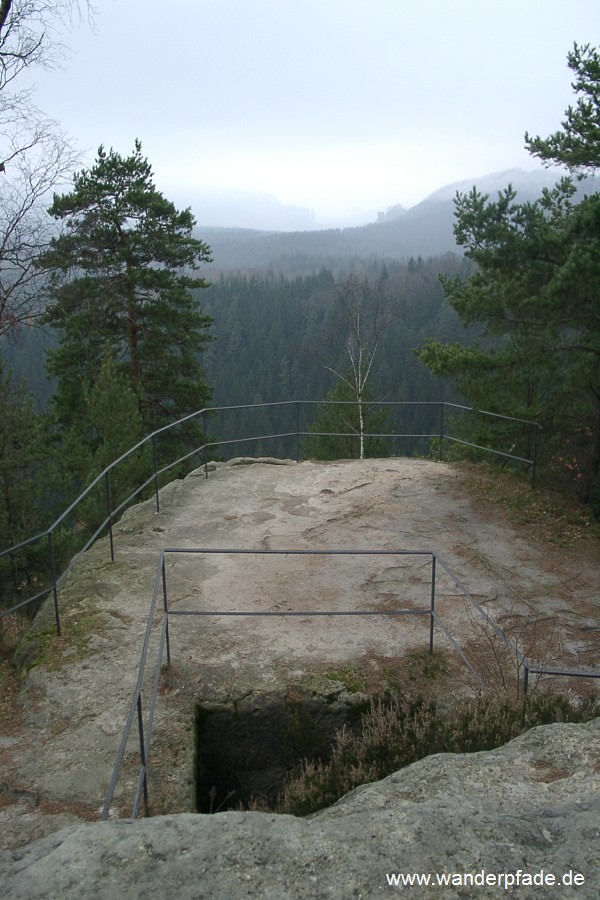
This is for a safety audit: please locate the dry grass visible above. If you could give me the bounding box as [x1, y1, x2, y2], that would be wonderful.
[0, 657, 21, 735]
[456, 461, 600, 548]
[320, 646, 462, 704]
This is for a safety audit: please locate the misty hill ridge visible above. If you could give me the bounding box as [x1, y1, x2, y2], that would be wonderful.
[421, 166, 569, 203]
[199, 168, 600, 273]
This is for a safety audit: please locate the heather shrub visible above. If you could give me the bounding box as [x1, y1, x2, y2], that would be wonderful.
[276, 692, 599, 816]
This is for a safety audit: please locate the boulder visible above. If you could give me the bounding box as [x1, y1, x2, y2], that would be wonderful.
[1, 718, 598, 899]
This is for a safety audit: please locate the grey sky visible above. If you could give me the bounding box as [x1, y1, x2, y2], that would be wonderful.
[35, 0, 598, 225]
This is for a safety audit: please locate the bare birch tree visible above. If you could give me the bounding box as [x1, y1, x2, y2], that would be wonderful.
[318, 275, 391, 460]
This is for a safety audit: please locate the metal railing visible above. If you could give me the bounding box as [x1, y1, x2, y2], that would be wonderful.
[1, 399, 541, 635]
[100, 547, 438, 820]
[100, 544, 598, 820]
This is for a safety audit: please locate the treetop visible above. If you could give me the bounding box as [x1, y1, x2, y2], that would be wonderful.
[525, 43, 600, 175]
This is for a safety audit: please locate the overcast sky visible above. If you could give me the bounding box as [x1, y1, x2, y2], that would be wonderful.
[35, 0, 598, 226]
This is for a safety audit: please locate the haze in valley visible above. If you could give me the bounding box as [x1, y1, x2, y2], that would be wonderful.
[28, 0, 598, 229]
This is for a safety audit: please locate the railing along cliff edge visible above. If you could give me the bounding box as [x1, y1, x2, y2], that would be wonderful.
[0, 399, 541, 635]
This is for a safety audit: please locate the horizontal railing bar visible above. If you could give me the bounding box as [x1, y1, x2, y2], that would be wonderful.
[443, 402, 541, 429]
[154, 447, 204, 477]
[299, 400, 441, 407]
[198, 432, 440, 453]
[108, 474, 161, 519]
[100, 549, 166, 820]
[200, 400, 438, 413]
[444, 435, 533, 466]
[168, 609, 430, 617]
[200, 401, 299, 414]
[433, 556, 526, 665]
[297, 400, 442, 410]
[303, 431, 439, 440]
[0, 530, 50, 560]
[163, 547, 434, 557]
[201, 432, 297, 449]
[76, 515, 115, 557]
[0, 584, 54, 619]
[526, 666, 600, 678]
[146, 408, 207, 439]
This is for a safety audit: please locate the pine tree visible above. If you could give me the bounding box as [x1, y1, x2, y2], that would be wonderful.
[416, 45, 600, 508]
[40, 141, 213, 456]
[525, 43, 600, 173]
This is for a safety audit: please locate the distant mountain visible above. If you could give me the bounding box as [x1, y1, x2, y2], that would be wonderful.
[421, 167, 568, 204]
[176, 187, 317, 232]
[198, 168, 600, 274]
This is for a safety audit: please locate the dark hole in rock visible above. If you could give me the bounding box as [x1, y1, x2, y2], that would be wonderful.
[194, 690, 368, 813]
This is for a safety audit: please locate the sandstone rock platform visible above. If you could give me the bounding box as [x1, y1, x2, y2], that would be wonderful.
[1, 457, 598, 897]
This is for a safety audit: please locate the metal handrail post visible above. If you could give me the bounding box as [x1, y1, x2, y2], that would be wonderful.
[439, 403, 444, 462]
[203, 410, 209, 479]
[48, 530, 61, 636]
[152, 434, 160, 513]
[296, 401, 300, 462]
[136, 693, 149, 807]
[105, 471, 115, 562]
[531, 424, 539, 490]
[429, 554, 436, 654]
[161, 554, 171, 668]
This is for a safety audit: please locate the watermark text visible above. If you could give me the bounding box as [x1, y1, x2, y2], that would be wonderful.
[385, 868, 585, 889]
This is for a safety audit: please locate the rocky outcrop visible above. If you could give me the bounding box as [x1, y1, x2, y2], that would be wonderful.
[3, 458, 599, 896]
[1, 718, 598, 899]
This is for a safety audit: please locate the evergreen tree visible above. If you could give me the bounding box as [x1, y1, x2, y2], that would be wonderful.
[416, 45, 600, 508]
[40, 141, 213, 455]
[52, 351, 148, 536]
[0, 360, 47, 614]
[526, 43, 600, 173]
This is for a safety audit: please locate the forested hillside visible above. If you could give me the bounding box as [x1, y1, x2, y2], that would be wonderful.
[3, 253, 470, 412]
[198, 169, 600, 276]
[196, 255, 472, 456]
[5, 253, 473, 464]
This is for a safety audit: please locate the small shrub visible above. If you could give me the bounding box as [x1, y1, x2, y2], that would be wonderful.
[276, 691, 600, 817]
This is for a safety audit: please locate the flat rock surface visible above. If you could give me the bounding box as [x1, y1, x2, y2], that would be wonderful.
[1, 458, 598, 852]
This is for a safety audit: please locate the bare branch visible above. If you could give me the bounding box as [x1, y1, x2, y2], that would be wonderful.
[0, 2, 93, 334]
